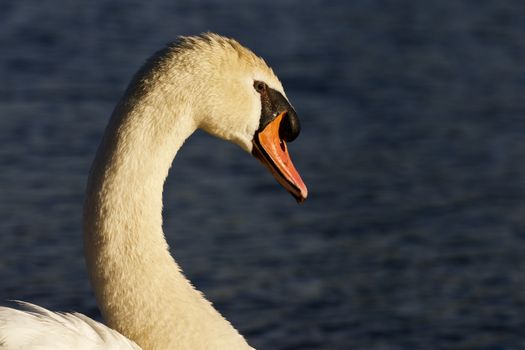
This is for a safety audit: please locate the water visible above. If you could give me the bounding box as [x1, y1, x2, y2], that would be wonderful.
[1, 1, 525, 349]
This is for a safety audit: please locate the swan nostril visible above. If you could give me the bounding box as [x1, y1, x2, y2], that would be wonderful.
[280, 139, 286, 152]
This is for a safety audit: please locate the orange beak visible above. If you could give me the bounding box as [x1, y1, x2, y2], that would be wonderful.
[252, 112, 308, 203]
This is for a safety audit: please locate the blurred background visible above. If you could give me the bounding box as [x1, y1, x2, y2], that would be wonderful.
[1, 1, 525, 349]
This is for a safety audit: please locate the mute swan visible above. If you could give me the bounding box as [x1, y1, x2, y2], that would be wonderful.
[0, 33, 307, 349]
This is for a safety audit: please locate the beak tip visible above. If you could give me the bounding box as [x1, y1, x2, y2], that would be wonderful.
[293, 187, 308, 204]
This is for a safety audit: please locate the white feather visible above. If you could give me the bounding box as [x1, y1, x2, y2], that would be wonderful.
[0, 302, 141, 349]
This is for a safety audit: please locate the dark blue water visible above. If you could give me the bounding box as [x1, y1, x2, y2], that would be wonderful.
[1, 1, 525, 349]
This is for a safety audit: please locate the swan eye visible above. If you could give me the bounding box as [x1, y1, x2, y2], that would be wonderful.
[254, 81, 267, 94]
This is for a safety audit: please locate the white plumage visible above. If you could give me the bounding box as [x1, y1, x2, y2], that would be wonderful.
[0, 33, 306, 349]
[0, 302, 140, 349]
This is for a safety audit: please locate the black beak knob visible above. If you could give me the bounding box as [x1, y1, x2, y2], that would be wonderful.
[279, 109, 301, 142]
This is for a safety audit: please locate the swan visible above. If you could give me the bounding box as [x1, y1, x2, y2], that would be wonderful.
[0, 33, 307, 349]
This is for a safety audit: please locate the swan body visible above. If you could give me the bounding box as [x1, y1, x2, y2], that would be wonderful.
[0, 302, 140, 349]
[0, 33, 307, 349]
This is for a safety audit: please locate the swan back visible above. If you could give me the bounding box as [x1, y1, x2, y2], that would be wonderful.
[0, 302, 141, 349]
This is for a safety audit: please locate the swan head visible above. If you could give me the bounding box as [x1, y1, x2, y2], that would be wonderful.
[164, 34, 308, 202]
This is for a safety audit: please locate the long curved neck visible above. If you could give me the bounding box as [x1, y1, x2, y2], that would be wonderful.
[83, 66, 252, 350]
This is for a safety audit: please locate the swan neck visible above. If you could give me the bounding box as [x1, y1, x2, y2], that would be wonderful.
[83, 73, 252, 349]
